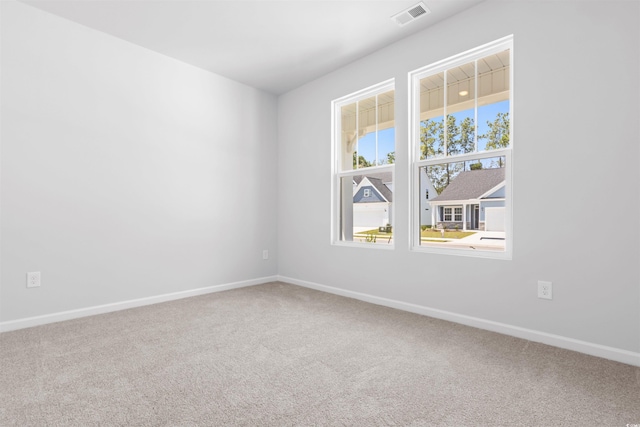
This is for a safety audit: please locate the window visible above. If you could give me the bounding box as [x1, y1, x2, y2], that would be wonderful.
[444, 207, 453, 222]
[332, 79, 395, 247]
[410, 36, 512, 258]
[442, 207, 463, 222]
[454, 207, 463, 222]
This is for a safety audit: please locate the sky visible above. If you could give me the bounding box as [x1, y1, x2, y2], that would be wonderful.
[355, 100, 510, 166]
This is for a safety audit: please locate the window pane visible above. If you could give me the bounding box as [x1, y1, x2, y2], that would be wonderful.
[477, 49, 510, 151]
[340, 102, 357, 172]
[342, 91, 395, 170]
[378, 90, 395, 165]
[419, 71, 445, 160]
[357, 95, 377, 167]
[446, 61, 476, 156]
[419, 158, 506, 251]
[340, 171, 393, 244]
[411, 37, 511, 257]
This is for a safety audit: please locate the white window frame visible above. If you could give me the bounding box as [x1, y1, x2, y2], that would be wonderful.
[409, 36, 513, 259]
[331, 79, 395, 249]
[443, 207, 453, 222]
[363, 188, 371, 198]
[442, 206, 463, 222]
[454, 207, 463, 222]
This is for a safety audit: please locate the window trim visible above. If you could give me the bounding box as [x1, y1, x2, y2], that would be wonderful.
[331, 79, 395, 249]
[408, 36, 513, 259]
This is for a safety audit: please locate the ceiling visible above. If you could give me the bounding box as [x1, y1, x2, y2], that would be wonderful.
[21, 0, 484, 95]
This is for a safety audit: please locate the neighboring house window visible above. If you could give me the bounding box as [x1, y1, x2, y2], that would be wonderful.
[443, 207, 463, 222]
[454, 207, 462, 222]
[332, 79, 395, 247]
[443, 207, 452, 221]
[409, 36, 513, 258]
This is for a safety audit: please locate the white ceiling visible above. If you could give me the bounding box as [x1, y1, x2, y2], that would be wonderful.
[21, 0, 484, 95]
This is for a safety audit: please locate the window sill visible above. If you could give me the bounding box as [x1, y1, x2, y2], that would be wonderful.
[411, 244, 512, 260]
[332, 240, 395, 250]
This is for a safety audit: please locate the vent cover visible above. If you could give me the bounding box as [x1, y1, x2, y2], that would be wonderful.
[391, 2, 430, 27]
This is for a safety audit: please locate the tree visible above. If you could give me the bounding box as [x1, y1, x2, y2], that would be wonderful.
[352, 151, 372, 169]
[385, 151, 395, 165]
[426, 162, 464, 194]
[481, 112, 510, 150]
[420, 118, 444, 159]
[469, 161, 483, 170]
[457, 117, 475, 155]
[480, 112, 510, 167]
[420, 116, 472, 194]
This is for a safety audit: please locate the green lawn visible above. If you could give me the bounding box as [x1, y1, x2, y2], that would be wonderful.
[421, 229, 476, 239]
[355, 228, 476, 240]
[355, 228, 392, 236]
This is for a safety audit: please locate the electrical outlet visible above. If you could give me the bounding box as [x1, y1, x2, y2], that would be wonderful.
[27, 271, 41, 288]
[538, 280, 552, 300]
[262, 250, 269, 260]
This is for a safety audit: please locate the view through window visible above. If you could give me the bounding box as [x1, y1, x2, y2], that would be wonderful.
[332, 80, 395, 246]
[411, 37, 513, 258]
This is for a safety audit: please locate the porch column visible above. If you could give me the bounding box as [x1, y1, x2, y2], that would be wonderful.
[341, 178, 353, 241]
[431, 206, 437, 230]
[462, 203, 467, 231]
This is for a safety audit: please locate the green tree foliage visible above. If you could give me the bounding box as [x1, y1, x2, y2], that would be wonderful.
[480, 112, 510, 167]
[420, 111, 509, 193]
[421, 115, 474, 194]
[457, 117, 475, 155]
[385, 151, 395, 165]
[481, 112, 510, 150]
[420, 118, 444, 158]
[352, 151, 372, 169]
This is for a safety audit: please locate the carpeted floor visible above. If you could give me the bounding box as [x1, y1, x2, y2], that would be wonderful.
[1, 282, 639, 426]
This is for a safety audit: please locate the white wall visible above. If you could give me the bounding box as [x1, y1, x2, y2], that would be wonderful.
[278, 1, 640, 354]
[0, 2, 278, 323]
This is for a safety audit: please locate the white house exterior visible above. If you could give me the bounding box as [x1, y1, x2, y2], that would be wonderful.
[428, 168, 505, 231]
[352, 173, 393, 229]
[419, 168, 439, 227]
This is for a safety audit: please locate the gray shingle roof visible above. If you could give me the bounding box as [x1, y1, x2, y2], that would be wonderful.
[430, 168, 504, 202]
[353, 171, 393, 185]
[353, 172, 393, 202]
[365, 177, 393, 202]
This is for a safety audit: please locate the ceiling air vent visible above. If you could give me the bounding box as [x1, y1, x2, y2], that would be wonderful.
[391, 2, 430, 27]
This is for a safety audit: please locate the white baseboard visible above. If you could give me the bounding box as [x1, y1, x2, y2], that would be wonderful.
[278, 275, 640, 367]
[0, 275, 278, 333]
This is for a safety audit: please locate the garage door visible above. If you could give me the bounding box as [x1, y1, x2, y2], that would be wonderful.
[484, 207, 505, 231]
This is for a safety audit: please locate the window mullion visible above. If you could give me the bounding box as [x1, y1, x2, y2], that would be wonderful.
[415, 147, 511, 169]
[375, 94, 379, 166]
[443, 70, 448, 157]
[355, 100, 359, 171]
[474, 58, 478, 153]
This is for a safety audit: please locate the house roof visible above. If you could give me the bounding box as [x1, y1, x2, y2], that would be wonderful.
[353, 171, 393, 185]
[354, 173, 393, 202]
[430, 168, 505, 202]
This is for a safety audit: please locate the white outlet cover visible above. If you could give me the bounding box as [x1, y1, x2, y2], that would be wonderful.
[538, 280, 552, 300]
[27, 271, 41, 288]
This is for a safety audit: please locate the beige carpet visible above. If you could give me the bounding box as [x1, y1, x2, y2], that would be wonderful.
[1, 282, 639, 426]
